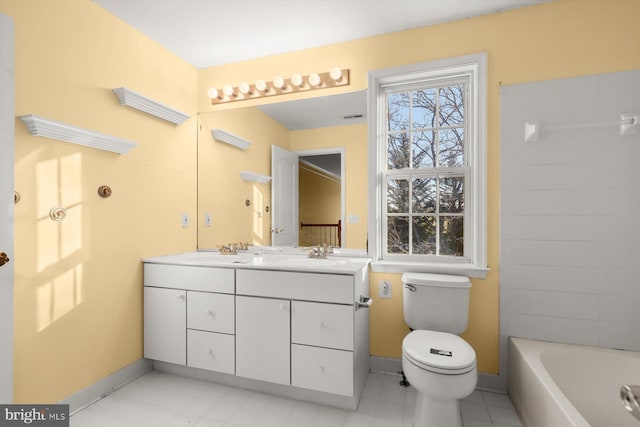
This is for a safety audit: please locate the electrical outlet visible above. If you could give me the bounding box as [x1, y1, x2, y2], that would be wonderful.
[204, 212, 212, 227]
[379, 281, 392, 299]
[181, 213, 189, 228]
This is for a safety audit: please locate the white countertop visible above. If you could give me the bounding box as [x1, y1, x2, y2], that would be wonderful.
[143, 250, 371, 275]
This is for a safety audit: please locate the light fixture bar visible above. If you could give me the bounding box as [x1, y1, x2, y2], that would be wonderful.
[113, 87, 190, 125]
[209, 68, 350, 105]
[211, 128, 252, 150]
[18, 114, 137, 154]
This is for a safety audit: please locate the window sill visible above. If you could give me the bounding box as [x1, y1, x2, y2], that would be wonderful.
[370, 260, 489, 279]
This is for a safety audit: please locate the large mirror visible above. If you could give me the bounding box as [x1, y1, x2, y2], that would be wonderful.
[197, 90, 368, 250]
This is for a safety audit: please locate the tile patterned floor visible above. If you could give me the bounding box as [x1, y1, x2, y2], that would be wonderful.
[70, 371, 522, 426]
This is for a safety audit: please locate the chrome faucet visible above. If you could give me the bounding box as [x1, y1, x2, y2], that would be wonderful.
[307, 244, 334, 259]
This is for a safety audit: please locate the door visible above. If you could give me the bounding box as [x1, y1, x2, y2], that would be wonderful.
[235, 296, 290, 385]
[271, 146, 298, 246]
[0, 13, 14, 403]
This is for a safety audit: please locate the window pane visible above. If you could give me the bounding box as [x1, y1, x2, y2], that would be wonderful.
[438, 128, 464, 167]
[388, 133, 410, 169]
[413, 130, 436, 168]
[387, 179, 409, 213]
[412, 178, 436, 213]
[388, 92, 410, 131]
[439, 177, 464, 213]
[412, 89, 436, 129]
[438, 85, 464, 126]
[412, 216, 436, 254]
[387, 216, 409, 254]
[440, 216, 464, 256]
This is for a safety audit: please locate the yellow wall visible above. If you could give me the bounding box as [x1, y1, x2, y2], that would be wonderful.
[1, 0, 198, 402]
[199, 0, 640, 374]
[291, 125, 368, 249]
[4, 0, 640, 403]
[197, 108, 290, 248]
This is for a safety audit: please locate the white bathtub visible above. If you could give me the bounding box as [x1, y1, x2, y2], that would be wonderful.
[509, 337, 640, 427]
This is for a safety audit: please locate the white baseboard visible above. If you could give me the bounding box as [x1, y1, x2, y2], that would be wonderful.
[60, 358, 152, 414]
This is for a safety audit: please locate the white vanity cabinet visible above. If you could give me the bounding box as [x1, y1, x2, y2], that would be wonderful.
[143, 263, 235, 373]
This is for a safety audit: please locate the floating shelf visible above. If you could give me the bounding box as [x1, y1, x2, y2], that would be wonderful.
[211, 128, 252, 150]
[18, 114, 137, 154]
[240, 171, 271, 184]
[113, 87, 190, 125]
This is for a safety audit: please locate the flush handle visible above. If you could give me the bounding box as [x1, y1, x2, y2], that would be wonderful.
[404, 284, 416, 292]
[355, 295, 373, 311]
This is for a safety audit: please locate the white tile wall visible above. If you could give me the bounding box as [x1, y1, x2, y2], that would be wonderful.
[500, 70, 640, 361]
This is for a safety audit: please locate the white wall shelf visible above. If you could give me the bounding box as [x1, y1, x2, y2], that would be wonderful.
[211, 128, 252, 150]
[113, 87, 190, 125]
[18, 114, 137, 154]
[240, 171, 271, 184]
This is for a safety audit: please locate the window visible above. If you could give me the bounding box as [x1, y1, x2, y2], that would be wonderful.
[367, 54, 488, 278]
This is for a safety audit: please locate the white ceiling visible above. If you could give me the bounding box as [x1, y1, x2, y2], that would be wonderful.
[92, 0, 546, 69]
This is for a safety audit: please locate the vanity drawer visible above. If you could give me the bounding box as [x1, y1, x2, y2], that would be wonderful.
[187, 291, 234, 334]
[292, 301, 353, 351]
[187, 329, 235, 375]
[236, 269, 353, 304]
[144, 264, 234, 293]
[291, 344, 353, 396]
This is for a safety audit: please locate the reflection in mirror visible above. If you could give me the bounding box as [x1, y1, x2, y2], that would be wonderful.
[197, 90, 368, 250]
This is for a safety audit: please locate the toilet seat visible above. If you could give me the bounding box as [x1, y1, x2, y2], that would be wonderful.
[403, 330, 476, 375]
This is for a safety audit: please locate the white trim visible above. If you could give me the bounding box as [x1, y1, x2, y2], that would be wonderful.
[0, 12, 14, 404]
[368, 53, 488, 274]
[296, 147, 346, 247]
[239, 171, 271, 183]
[211, 128, 252, 150]
[60, 358, 152, 414]
[113, 87, 190, 125]
[18, 114, 137, 154]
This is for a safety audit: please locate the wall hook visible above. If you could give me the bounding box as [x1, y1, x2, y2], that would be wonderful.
[49, 207, 66, 221]
[14, 191, 20, 204]
[98, 185, 112, 198]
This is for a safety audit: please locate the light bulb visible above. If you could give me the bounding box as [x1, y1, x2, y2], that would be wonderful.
[329, 67, 342, 81]
[207, 87, 220, 99]
[291, 73, 303, 87]
[238, 82, 252, 95]
[222, 85, 236, 97]
[255, 79, 269, 92]
[273, 76, 286, 89]
[308, 73, 322, 87]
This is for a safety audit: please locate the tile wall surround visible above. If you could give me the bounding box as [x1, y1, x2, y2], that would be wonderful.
[499, 70, 640, 382]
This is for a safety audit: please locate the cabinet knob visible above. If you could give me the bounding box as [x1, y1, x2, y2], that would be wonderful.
[280, 304, 288, 312]
[318, 322, 325, 329]
[317, 366, 325, 374]
[178, 294, 185, 301]
[206, 310, 215, 318]
[206, 349, 214, 357]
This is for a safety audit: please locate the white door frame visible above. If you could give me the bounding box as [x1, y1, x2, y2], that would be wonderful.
[296, 148, 345, 247]
[0, 12, 15, 403]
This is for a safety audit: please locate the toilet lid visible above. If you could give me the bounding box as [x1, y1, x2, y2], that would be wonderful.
[403, 330, 476, 375]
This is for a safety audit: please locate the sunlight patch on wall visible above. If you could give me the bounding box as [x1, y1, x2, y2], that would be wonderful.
[36, 264, 84, 332]
[252, 185, 265, 244]
[35, 154, 83, 272]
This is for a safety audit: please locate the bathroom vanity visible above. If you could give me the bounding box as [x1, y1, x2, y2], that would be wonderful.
[142, 251, 371, 409]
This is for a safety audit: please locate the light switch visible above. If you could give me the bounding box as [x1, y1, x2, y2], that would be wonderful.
[181, 213, 189, 228]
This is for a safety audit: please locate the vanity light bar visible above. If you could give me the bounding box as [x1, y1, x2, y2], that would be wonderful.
[208, 68, 350, 105]
[113, 87, 190, 125]
[18, 114, 137, 154]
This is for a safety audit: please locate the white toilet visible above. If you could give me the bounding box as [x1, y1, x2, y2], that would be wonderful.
[401, 273, 477, 427]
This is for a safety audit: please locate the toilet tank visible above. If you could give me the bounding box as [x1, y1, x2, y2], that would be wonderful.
[402, 273, 471, 334]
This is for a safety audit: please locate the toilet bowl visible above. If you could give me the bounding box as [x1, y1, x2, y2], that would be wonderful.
[402, 330, 477, 427]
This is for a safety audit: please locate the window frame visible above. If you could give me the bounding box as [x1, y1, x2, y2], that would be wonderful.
[367, 53, 489, 278]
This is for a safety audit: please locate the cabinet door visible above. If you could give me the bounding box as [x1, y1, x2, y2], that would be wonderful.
[144, 287, 186, 365]
[235, 296, 290, 385]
